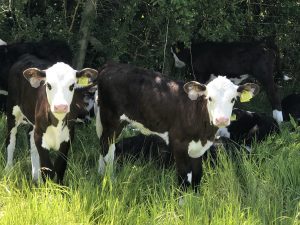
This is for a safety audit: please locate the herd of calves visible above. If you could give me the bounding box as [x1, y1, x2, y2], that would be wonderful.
[0, 39, 299, 192]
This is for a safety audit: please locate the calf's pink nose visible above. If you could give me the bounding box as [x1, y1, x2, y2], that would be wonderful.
[215, 117, 229, 126]
[54, 104, 68, 113]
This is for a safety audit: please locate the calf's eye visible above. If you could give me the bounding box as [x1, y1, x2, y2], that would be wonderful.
[46, 83, 52, 90]
[231, 98, 235, 103]
[208, 97, 212, 102]
[69, 83, 75, 91]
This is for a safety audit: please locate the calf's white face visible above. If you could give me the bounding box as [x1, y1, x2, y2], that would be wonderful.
[23, 63, 98, 119]
[184, 76, 259, 128]
[45, 63, 77, 115]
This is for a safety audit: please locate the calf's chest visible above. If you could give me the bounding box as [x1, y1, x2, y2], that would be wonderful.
[41, 121, 70, 150]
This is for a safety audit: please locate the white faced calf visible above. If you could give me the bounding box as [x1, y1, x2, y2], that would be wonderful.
[96, 63, 259, 191]
[6, 59, 98, 183]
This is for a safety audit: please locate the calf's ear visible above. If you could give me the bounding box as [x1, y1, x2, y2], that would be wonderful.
[237, 83, 260, 102]
[183, 81, 206, 100]
[76, 68, 98, 87]
[23, 68, 46, 88]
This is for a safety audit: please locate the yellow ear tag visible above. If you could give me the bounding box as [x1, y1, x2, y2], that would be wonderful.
[240, 90, 253, 102]
[230, 114, 237, 121]
[175, 47, 180, 53]
[77, 77, 89, 86]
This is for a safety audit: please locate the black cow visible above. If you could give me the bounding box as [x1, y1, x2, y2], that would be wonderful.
[171, 41, 283, 123]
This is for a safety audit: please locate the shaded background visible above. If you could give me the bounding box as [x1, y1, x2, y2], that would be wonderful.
[0, 0, 299, 86]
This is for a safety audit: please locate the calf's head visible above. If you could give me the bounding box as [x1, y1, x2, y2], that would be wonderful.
[23, 63, 98, 119]
[184, 76, 259, 128]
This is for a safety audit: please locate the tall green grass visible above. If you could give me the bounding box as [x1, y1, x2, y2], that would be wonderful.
[0, 113, 299, 224]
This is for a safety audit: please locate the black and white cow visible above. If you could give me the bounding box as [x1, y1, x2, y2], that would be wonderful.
[6, 54, 98, 183]
[0, 39, 72, 112]
[282, 93, 300, 125]
[171, 41, 283, 123]
[96, 62, 259, 191]
[217, 108, 280, 150]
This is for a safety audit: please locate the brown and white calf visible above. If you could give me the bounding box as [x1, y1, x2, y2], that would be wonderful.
[6, 54, 98, 183]
[96, 63, 259, 190]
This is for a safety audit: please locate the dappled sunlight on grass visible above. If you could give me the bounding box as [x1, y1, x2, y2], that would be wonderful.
[0, 115, 299, 224]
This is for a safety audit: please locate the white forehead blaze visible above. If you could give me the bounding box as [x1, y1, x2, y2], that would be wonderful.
[45, 62, 77, 116]
[205, 76, 238, 126]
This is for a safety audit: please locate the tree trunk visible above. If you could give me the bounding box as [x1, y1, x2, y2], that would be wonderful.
[74, 0, 97, 69]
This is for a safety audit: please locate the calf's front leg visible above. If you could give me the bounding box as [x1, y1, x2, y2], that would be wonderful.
[54, 141, 70, 184]
[34, 132, 55, 182]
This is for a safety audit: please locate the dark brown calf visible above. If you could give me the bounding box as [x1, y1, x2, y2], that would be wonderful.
[96, 62, 259, 190]
[5, 54, 97, 183]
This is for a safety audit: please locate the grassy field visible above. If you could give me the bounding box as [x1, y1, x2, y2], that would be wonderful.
[0, 84, 299, 225]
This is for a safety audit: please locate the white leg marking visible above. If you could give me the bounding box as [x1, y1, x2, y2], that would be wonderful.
[104, 143, 116, 167]
[5, 127, 17, 170]
[5, 106, 24, 170]
[273, 110, 283, 124]
[29, 129, 41, 181]
[98, 154, 106, 176]
[98, 143, 116, 176]
[187, 171, 192, 184]
[178, 196, 185, 206]
[96, 107, 103, 139]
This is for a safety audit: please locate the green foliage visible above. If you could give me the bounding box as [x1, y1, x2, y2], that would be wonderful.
[0, 0, 299, 79]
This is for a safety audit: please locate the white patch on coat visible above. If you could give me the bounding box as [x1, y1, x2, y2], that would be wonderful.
[98, 143, 116, 176]
[216, 127, 231, 138]
[29, 129, 41, 181]
[208, 74, 217, 83]
[0, 39, 7, 46]
[0, 90, 8, 95]
[96, 106, 103, 139]
[120, 114, 169, 145]
[188, 140, 213, 158]
[41, 121, 70, 150]
[187, 171, 192, 184]
[171, 48, 186, 68]
[245, 146, 251, 152]
[5, 106, 25, 170]
[205, 76, 239, 127]
[229, 74, 249, 85]
[272, 110, 283, 123]
[283, 75, 292, 81]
